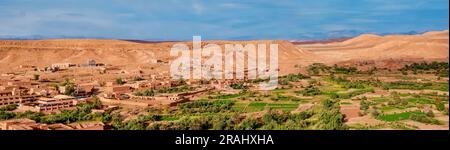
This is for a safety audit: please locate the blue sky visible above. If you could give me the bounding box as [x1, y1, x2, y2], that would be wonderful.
[0, 0, 448, 40]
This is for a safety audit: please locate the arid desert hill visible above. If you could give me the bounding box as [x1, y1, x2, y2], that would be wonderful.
[297, 30, 449, 63]
[0, 39, 318, 74]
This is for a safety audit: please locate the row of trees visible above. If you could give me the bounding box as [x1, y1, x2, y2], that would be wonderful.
[401, 61, 449, 71]
[134, 89, 155, 96]
[307, 63, 364, 76]
[409, 113, 441, 125]
[0, 104, 20, 121]
[333, 65, 358, 74]
[307, 63, 331, 75]
[157, 85, 193, 93]
[0, 104, 48, 122]
[112, 99, 348, 130]
[142, 110, 315, 130]
[400, 61, 449, 77]
[381, 81, 448, 91]
[279, 73, 310, 85]
[0, 97, 107, 124]
[178, 100, 235, 114]
[0, 104, 18, 111]
[40, 98, 104, 124]
[112, 114, 162, 130]
[328, 75, 380, 89]
[230, 82, 247, 90]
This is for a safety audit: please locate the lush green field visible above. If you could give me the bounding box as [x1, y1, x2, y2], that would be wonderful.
[339, 102, 353, 105]
[407, 97, 434, 104]
[380, 105, 409, 111]
[377, 111, 425, 122]
[232, 102, 300, 112]
[381, 81, 449, 91]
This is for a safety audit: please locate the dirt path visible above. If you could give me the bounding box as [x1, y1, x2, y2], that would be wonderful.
[401, 120, 448, 130]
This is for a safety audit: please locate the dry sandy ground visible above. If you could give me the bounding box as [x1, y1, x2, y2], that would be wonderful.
[0, 39, 318, 75]
[293, 103, 314, 112]
[346, 115, 385, 126]
[340, 100, 361, 119]
[401, 120, 448, 130]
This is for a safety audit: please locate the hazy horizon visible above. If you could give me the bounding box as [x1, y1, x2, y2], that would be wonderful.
[1, 29, 448, 41]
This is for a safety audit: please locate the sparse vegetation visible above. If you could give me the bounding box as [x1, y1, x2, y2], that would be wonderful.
[115, 78, 124, 85]
[33, 74, 40, 80]
[297, 85, 322, 96]
[134, 89, 155, 96]
[1, 57, 448, 131]
[157, 85, 193, 93]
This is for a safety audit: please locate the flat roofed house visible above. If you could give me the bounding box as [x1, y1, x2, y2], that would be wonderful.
[110, 86, 132, 94]
[7, 124, 34, 130]
[43, 123, 74, 130]
[0, 90, 12, 97]
[18, 95, 78, 113]
[87, 59, 96, 66]
[0, 118, 37, 130]
[19, 65, 36, 69]
[68, 121, 105, 130]
[51, 63, 76, 69]
[0, 89, 38, 107]
[72, 85, 95, 97]
[0, 118, 74, 130]
[127, 81, 150, 89]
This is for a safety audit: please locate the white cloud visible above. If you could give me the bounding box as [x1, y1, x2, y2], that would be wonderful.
[219, 3, 246, 9]
[192, 2, 204, 15]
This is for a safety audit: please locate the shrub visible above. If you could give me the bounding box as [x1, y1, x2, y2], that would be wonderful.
[0, 111, 16, 120]
[132, 76, 143, 81]
[410, 114, 441, 125]
[33, 74, 40, 80]
[179, 100, 235, 114]
[115, 78, 124, 85]
[234, 117, 261, 130]
[65, 86, 76, 96]
[370, 110, 380, 117]
[158, 86, 193, 93]
[135, 89, 155, 96]
[230, 82, 246, 89]
[360, 100, 369, 110]
[298, 86, 322, 96]
[436, 102, 445, 111]
[0, 104, 18, 111]
[426, 110, 435, 117]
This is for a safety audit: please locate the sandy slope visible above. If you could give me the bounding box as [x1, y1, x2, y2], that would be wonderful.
[297, 30, 449, 63]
